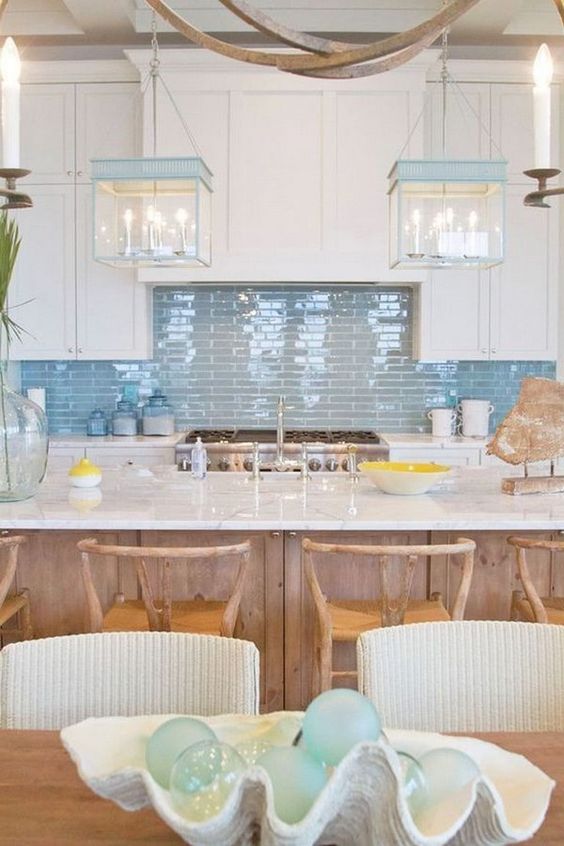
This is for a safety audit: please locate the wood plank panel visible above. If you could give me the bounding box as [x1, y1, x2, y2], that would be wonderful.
[430, 531, 555, 621]
[284, 530, 428, 710]
[140, 530, 284, 713]
[8, 530, 137, 639]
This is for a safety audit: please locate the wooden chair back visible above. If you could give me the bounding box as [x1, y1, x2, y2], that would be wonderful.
[77, 538, 252, 635]
[507, 536, 564, 623]
[0, 535, 33, 641]
[303, 536, 476, 628]
[0, 536, 25, 608]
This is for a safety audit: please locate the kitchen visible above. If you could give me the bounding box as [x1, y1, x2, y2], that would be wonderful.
[1, 2, 564, 844]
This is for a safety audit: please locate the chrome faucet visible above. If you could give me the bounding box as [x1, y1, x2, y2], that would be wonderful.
[275, 394, 298, 471]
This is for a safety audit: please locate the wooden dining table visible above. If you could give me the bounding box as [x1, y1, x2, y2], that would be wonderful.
[0, 729, 562, 844]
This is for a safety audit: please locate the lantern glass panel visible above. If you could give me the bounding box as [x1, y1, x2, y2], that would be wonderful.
[388, 160, 506, 269]
[91, 158, 213, 268]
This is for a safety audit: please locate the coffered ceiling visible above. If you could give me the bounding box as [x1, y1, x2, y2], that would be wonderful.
[1, 1, 563, 56]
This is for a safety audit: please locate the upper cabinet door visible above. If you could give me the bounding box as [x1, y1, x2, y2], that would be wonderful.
[75, 82, 140, 183]
[426, 82, 491, 159]
[8, 185, 76, 360]
[491, 84, 559, 182]
[20, 84, 75, 183]
[415, 270, 490, 362]
[75, 185, 151, 360]
[489, 184, 558, 361]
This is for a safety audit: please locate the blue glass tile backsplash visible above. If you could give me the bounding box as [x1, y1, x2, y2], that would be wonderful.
[21, 286, 555, 434]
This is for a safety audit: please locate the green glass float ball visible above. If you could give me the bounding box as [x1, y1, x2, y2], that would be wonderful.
[302, 688, 381, 766]
[170, 740, 246, 822]
[235, 738, 273, 766]
[257, 746, 327, 825]
[418, 748, 480, 806]
[397, 751, 428, 816]
[145, 717, 216, 788]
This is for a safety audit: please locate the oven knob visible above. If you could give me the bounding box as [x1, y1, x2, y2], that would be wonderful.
[218, 457, 231, 471]
[308, 458, 322, 472]
[243, 458, 253, 472]
[341, 458, 349, 471]
[325, 458, 339, 472]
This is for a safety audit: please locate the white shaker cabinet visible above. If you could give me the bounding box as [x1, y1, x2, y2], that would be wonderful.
[489, 184, 558, 360]
[8, 185, 76, 360]
[416, 81, 558, 362]
[10, 81, 151, 361]
[19, 84, 75, 183]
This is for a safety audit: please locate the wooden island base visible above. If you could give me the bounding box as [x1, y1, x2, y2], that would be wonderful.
[4, 528, 561, 710]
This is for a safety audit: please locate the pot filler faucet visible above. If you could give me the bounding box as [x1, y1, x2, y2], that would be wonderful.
[275, 394, 298, 471]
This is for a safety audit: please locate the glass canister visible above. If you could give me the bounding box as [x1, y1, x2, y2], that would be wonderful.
[142, 390, 175, 436]
[87, 409, 109, 437]
[0, 361, 48, 502]
[112, 400, 138, 436]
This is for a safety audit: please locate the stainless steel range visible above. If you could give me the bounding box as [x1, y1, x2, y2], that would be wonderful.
[176, 397, 388, 473]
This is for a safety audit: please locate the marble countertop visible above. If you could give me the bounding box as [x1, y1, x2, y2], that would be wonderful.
[380, 434, 489, 449]
[49, 434, 185, 449]
[2, 465, 564, 531]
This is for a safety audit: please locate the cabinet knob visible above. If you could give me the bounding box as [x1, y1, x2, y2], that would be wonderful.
[78, 347, 83, 354]
[271, 531, 280, 538]
[67, 347, 74, 353]
[288, 531, 297, 538]
[480, 348, 487, 354]
[66, 170, 73, 176]
[491, 348, 497, 354]
[77, 171, 83, 177]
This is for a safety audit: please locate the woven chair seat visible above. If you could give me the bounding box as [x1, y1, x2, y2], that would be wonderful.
[328, 598, 450, 640]
[103, 599, 227, 635]
[513, 595, 564, 624]
[0, 594, 29, 628]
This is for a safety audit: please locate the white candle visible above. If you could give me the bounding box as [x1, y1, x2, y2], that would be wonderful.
[411, 208, 421, 254]
[466, 210, 478, 256]
[1, 38, 21, 169]
[146, 204, 156, 251]
[123, 208, 133, 254]
[533, 43, 553, 169]
[154, 210, 163, 249]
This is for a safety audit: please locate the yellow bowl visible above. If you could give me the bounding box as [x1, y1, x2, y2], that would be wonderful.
[359, 461, 451, 495]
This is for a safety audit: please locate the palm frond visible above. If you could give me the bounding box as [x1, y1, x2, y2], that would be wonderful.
[0, 211, 21, 314]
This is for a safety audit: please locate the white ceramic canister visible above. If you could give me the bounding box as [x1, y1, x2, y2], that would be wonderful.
[427, 408, 457, 438]
[458, 399, 494, 437]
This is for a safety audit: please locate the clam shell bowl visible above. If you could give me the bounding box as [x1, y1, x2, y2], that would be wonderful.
[61, 712, 554, 846]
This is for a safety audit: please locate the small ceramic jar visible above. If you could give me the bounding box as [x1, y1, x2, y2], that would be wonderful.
[68, 458, 102, 488]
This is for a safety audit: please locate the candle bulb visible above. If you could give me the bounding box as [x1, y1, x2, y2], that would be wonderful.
[146, 204, 156, 251]
[467, 210, 478, 256]
[1, 37, 21, 169]
[533, 43, 553, 169]
[154, 210, 163, 249]
[176, 207, 188, 253]
[123, 208, 133, 255]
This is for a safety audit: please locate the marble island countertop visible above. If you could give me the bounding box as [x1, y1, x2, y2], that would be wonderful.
[1, 465, 564, 531]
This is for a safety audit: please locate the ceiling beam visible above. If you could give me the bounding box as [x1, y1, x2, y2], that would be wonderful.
[61, 0, 136, 38]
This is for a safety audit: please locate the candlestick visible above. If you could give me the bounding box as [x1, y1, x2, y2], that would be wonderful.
[1, 38, 21, 169]
[123, 208, 133, 255]
[146, 204, 156, 251]
[466, 210, 478, 256]
[533, 43, 553, 169]
[154, 210, 163, 249]
[176, 207, 188, 253]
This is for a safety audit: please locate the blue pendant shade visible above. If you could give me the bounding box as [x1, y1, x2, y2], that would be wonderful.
[388, 159, 507, 269]
[91, 157, 213, 268]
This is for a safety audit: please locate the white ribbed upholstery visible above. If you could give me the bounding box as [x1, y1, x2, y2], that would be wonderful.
[357, 621, 564, 732]
[0, 632, 260, 729]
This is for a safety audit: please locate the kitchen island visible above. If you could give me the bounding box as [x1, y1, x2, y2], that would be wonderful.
[1, 465, 563, 709]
